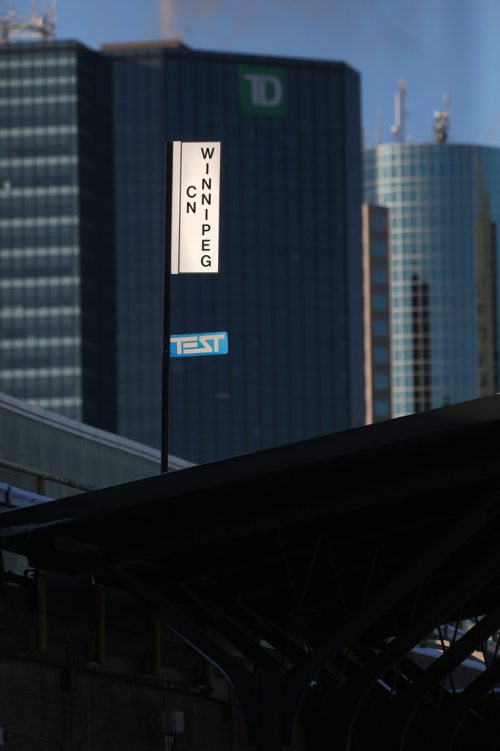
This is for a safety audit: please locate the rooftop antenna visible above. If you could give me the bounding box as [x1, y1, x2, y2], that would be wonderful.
[375, 107, 383, 146]
[390, 78, 407, 143]
[0, 1, 56, 43]
[433, 94, 451, 144]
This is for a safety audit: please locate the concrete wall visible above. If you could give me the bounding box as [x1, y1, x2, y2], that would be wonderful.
[0, 571, 251, 751]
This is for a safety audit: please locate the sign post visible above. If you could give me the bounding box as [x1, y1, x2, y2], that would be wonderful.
[161, 141, 174, 474]
[161, 141, 221, 472]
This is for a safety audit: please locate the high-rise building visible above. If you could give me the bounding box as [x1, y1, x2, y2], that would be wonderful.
[363, 141, 500, 418]
[0, 38, 117, 431]
[361, 203, 392, 424]
[0, 31, 365, 464]
[102, 41, 365, 463]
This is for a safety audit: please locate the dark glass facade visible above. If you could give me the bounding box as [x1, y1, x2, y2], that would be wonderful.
[0, 41, 116, 431]
[105, 43, 365, 463]
[364, 143, 499, 418]
[0, 39, 364, 465]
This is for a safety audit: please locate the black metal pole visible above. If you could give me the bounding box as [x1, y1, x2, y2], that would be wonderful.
[161, 141, 173, 473]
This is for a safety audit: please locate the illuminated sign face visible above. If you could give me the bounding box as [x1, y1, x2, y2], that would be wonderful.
[170, 331, 229, 357]
[238, 65, 287, 116]
[170, 141, 221, 274]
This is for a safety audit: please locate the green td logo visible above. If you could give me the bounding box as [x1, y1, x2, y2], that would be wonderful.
[238, 65, 287, 116]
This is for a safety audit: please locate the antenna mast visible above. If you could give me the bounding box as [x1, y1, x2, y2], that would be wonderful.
[433, 94, 451, 144]
[375, 108, 383, 146]
[390, 78, 407, 143]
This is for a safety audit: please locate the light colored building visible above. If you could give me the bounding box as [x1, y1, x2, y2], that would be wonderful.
[364, 140, 500, 418]
[362, 203, 392, 423]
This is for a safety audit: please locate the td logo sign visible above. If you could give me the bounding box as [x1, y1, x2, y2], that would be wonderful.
[238, 65, 287, 116]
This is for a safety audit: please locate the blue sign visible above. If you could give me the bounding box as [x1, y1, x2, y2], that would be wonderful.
[170, 331, 229, 357]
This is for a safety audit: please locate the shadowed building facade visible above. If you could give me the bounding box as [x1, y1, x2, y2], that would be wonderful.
[0, 37, 365, 464]
[104, 41, 365, 463]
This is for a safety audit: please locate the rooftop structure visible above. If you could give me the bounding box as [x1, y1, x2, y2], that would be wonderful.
[0, 2, 56, 43]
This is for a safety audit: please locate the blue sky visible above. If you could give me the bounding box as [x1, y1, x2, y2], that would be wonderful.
[10, 0, 500, 147]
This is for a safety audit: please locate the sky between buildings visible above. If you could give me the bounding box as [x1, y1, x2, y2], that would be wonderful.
[6, 0, 500, 148]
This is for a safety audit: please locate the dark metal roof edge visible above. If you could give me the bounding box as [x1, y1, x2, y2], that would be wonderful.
[101, 40, 358, 73]
[0, 394, 498, 535]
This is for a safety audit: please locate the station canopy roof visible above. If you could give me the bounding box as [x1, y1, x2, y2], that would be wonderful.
[2, 395, 500, 748]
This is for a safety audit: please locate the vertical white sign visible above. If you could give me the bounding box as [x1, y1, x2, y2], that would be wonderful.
[170, 141, 221, 274]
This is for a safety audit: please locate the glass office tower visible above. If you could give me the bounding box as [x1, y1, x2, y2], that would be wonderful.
[364, 143, 500, 418]
[0, 40, 116, 431]
[104, 42, 365, 463]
